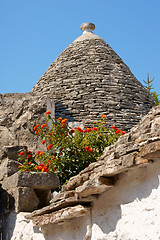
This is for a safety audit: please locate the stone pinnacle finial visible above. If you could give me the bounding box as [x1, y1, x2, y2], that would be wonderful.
[80, 22, 95, 33]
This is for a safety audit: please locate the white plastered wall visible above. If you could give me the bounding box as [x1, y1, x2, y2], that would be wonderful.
[8, 161, 160, 240]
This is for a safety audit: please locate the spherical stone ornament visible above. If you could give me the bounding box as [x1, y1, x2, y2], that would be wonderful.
[80, 22, 95, 32]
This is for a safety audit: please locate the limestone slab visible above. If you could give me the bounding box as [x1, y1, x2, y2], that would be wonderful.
[2, 171, 60, 190]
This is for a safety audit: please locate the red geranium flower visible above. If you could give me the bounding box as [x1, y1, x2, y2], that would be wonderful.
[87, 128, 92, 133]
[27, 154, 31, 159]
[61, 119, 68, 124]
[36, 151, 41, 155]
[34, 124, 40, 131]
[84, 146, 89, 150]
[47, 144, 53, 150]
[46, 110, 51, 115]
[88, 147, 93, 152]
[41, 124, 47, 128]
[42, 140, 46, 144]
[70, 129, 75, 134]
[19, 151, 24, 155]
[58, 117, 62, 121]
[116, 129, 121, 134]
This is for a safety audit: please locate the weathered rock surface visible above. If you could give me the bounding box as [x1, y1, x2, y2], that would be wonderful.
[0, 93, 49, 159]
[31, 205, 91, 227]
[0, 145, 28, 182]
[8, 187, 40, 212]
[2, 172, 60, 212]
[0, 159, 19, 181]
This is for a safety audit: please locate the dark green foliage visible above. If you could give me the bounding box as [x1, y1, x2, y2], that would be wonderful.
[143, 74, 160, 106]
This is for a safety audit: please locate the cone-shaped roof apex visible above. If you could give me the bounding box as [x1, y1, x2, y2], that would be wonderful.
[80, 22, 95, 32]
[74, 22, 102, 42]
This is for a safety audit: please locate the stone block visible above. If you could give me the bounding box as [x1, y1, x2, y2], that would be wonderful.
[8, 187, 40, 212]
[75, 177, 114, 198]
[2, 171, 60, 190]
[0, 159, 19, 181]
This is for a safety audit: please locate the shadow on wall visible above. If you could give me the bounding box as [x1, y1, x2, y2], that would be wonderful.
[92, 162, 160, 239]
[0, 186, 15, 240]
[55, 101, 76, 122]
[41, 215, 91, 240]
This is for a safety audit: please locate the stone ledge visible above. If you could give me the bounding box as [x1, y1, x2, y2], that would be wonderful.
[29, 205, 91, 227]
[2, 171, 60, 190]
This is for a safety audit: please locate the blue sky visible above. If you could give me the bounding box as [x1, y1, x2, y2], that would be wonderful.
[0, 0, 160, 95]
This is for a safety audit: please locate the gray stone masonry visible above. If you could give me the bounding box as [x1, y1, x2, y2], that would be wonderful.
[32, 30, 154, 131]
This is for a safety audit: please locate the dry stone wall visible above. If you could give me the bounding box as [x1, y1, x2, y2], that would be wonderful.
[32, 38, 154, 131]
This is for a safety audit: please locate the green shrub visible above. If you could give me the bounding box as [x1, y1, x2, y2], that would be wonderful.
[18, 112, 125, 188]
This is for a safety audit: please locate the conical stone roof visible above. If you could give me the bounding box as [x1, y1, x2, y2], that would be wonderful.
[32, 23, 154, 131]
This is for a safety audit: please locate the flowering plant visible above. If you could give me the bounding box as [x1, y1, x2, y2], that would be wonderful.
[18, 111, 125, 187]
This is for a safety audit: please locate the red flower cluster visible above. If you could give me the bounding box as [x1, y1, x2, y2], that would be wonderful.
[41, 124, 47, 128]
[34, 124, 40, 131]
[70, 129, 75, 134]
[27, 154, 31, 159]
[111, 126, 125, 135]
[42, 140, 46, 144]
[61, 119, 68, 124]
[46, 110, 51, 115]
[102, 114, 107, 119]
[75, 126, 97, 133]
[36, 151, 43, 156]
[58, 118, 68, 128]
[36, 164, 49, 172]
[19, 151, 24, 156]
[47, 144, 53, 150]
[84, 146, 93, 152]
[75, 127, 83, 132]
